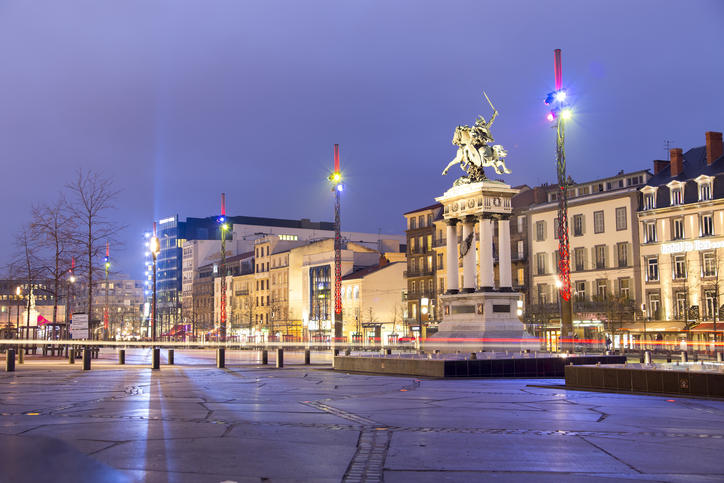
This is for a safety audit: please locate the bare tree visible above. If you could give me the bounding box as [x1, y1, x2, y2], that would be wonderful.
[8, 228, 43, 339]
[65, 169, 123, 338]
[30, 199, 76, 331]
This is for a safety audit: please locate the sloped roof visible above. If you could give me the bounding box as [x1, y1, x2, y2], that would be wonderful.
[403, 203, 442, 216]
[646, 146, 724, 187]
[342, 262, 402, 281]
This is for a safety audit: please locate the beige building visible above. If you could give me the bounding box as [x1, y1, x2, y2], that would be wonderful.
[637, 133, 724, 348]
[341, 261, 406, 344]
[527, 170, 652, 347]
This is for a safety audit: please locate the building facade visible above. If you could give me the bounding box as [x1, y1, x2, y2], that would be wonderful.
[527, 170, 652, 349]
[637, 132, 724, 348]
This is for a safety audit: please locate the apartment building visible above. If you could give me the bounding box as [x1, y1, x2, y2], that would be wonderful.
[403, 204, 442, 337]
[638, 132, 724, 346]
[527, 169, 652, 346]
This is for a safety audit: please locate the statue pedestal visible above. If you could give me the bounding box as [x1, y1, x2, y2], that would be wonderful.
[431, 291, 537, 352]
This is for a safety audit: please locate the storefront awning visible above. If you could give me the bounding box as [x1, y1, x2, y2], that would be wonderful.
[620, 321, 686, 332]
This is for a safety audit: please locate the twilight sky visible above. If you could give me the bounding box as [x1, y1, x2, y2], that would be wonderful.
[0, 1, 723, 279]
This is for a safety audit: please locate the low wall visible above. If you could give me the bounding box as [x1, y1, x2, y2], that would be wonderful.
[334, 354, 626, 378]
[565, 364, 724, 398]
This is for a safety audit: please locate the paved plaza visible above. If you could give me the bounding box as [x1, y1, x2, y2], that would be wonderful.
[1, 348, 723, 482]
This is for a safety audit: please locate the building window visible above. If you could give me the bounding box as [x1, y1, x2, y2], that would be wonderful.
[573, 214, 583, 237]
[647, 257, 659, 282]
[410, 281, 416, 294]
[702, 214, 714, 236]
[553, 218, 559, 240]
[617, 242, 628, 268]
[575, 281, 586, 301]
[615, 207, 627, 231]
[439, 277, 444, 293]
[409, 218, 416, 230]
[595, 245, 606, 269]
[517, 267, 524, 286]
[671, 187, 683, 206]
[700, 182, 712, 201]
[593, 211, 605, 234]
[649, 292, 661, 319]
[618, 278, 630, 299]
[437, 253, 443, 269]
[703, 252, 716, 277]
[427, 214, 433, 226]
[537, 283, 549, 304]
[535, 221, 545, 241]
[574, 247, 585, 271]
[705, 290, 717, 320]
[596, 279, 607, 299]
[673, 218, 684, 240]
[643, 192, 655, 210]
[675, 292, 687, 319]
[536, 253, 546, 275]
[428, 279, 434, 294]
[645, 222, 657, 243]
[517, 217, 524, 233]
[517, 240, 524, 260]
[673, 254, 687, 279]
[418, 215, 424, 227]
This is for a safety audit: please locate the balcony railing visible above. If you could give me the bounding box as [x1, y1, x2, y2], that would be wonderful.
[432, 238, 446, 248]
[404, 269, 435, 278]
[405, 290, 436, 300]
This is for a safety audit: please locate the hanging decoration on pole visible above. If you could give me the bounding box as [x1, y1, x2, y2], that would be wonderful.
[328, 144, 344, 340]
[545, 48, 574, 347]
[217, 193, 229, 343]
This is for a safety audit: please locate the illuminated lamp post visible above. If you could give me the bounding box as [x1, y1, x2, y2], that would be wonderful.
[150, 223, 160, 342]
[15, 286, 21, 337]
[328, 145, 344, 342]
[65, 258, 76, 340]
[104, 241, 110, 340]
[545, 48, 574, 352]
[217, 193, 229, 343]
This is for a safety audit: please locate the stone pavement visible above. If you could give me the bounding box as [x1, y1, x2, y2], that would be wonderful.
[1, 348, 723, 482]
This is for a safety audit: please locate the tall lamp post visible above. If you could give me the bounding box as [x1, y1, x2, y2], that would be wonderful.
[15, 286, 21, 338]
[545, 48, 574, 352]
[104, 242, 110, 340]
[150, 223, 160, 342]
[217, 193, 229, 343]
[65, 260, 76, 340]
[328, 144, 344, 341]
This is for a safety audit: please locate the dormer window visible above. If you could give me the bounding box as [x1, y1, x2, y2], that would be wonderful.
[695, 175, 714, 202]
[671, 186, 683, 205]
[641, 186, 657, 210]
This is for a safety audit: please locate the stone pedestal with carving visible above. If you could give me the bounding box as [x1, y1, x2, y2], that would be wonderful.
[431, 180, 536, 351]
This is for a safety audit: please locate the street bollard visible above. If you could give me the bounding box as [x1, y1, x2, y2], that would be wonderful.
[152, 348, 160, 370]
[717, 352, 723, 362]
[6, 349, 15, 372]
[644, 351, 652, 364]
[304, 349, 311, 365]
[680, 351, 688, 362]
[385, 348, 392, 355]
[470, 352, 477, 360]
[261, 349, 268, 365]
[18, 347, 24, 364]
[217, 348, 225, 369]
[82, 348, 91, 371]
[168, 349, 174, 365]
[276, 348, 284, 368]
[118, 349, 125, 365]
[69, 346, 75, 364]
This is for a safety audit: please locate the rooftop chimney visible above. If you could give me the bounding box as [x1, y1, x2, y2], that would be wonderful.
[670, 148, 683, 177]
[653, 160, 670, 175]
[706, 131, 723, 166]
[533, 186, 547, 204]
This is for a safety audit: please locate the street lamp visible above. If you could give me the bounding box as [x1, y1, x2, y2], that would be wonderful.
[150, 223, 160, 342]
[65, 263, 76, 340]
[15, 286, 21, 338]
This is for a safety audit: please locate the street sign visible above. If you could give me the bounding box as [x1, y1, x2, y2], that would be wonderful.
[71, 313, 88, 339]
